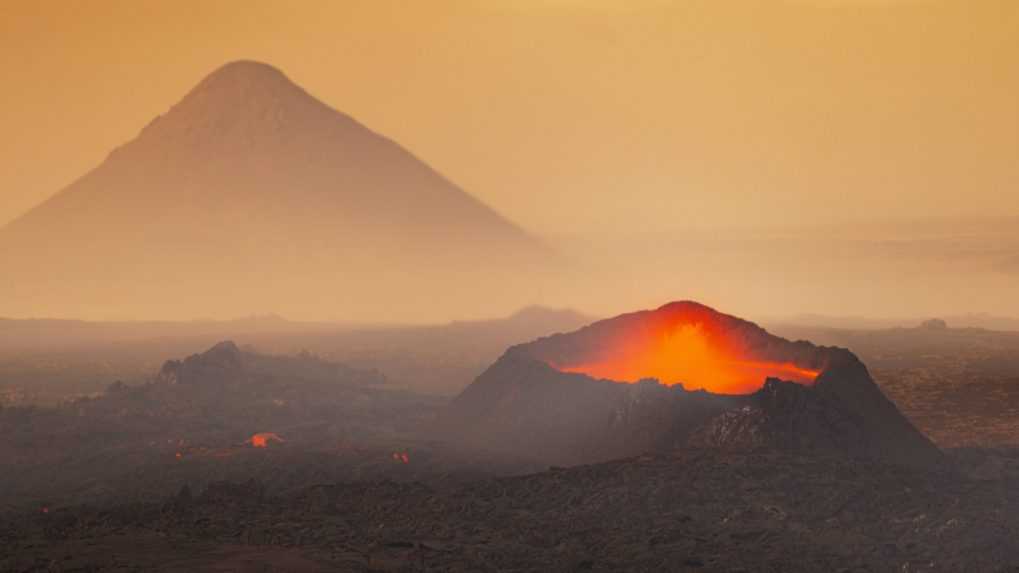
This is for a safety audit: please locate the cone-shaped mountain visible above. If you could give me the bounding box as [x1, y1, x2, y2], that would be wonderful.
[0, 61, 549, 320]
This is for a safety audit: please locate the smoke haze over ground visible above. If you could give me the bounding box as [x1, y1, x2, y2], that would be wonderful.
[3, 3, 1019, 571]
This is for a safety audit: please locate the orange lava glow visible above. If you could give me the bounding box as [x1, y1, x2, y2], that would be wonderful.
[552, 309, 820, 395]
[250, 432, 285, 448]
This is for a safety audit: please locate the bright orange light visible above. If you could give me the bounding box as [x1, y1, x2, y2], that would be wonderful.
[250, 432, 285, 448]
[551, 308, 819, 395]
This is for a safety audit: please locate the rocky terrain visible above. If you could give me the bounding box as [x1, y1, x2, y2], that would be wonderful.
[0, 341, 525, 513]
[5, 308, 1019, 571]
[773, 322, 1019, 449]
[446, 302, 939, 468]
[4, 449, 1019, 572]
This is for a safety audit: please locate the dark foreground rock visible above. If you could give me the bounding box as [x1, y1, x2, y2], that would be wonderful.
[3, 448, 1019, 572]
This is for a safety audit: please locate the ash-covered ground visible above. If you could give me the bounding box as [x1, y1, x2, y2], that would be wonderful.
[4, 316, 1019, 572]
[6, 449, 1019, 572]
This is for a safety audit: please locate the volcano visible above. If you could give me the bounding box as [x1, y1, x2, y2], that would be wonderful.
[0, 60, 549, 321]
[444, 301, 941, 468]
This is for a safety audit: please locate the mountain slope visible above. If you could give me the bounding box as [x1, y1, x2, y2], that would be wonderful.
[0, 61, 550, 321]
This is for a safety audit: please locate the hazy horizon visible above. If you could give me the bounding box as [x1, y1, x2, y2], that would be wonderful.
[2, 0, 1017, 323]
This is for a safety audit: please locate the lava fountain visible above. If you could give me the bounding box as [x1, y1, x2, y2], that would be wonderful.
[547, 302, 820, 394]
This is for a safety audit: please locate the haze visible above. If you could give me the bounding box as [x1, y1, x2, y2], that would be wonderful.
[6, 5, 1019, 567]
[1, 0, 1017, 322]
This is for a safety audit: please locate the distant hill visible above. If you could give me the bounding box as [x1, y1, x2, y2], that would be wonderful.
[0, 306, 591, 403]
[0, 61, 552, 321]
[769, 313, 1019, 332]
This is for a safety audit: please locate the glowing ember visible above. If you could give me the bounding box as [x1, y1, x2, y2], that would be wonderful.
[551, 306, 820, 395]
[250, 432, 285, 448]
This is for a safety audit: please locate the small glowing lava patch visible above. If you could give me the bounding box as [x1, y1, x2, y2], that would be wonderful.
[550, 307, 820, 395]
[250, 432, 285, 448]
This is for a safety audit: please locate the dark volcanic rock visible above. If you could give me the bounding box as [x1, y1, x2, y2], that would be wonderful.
[444, 301, 941, 468]
[6, 449, 1019, 572]
[444, 354, 740, 465]
[157, 340, 245, 385]
[690, 378, 863, 451]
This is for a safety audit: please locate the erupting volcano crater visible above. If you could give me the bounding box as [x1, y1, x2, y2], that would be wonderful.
[445, 301, 941, 468]
[539, 303, 822, 394]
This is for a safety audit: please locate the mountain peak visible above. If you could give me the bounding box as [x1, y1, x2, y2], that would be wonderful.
[174, 59, 316, 115]
[194, 60, 294, 93]
[133, 60, 335, 155]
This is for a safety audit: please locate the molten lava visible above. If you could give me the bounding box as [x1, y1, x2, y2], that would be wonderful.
[552, 307, 820, 395]
[250, 432, 285, 448]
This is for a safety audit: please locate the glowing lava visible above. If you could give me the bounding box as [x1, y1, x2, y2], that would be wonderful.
[250, 432, 285, 448]
[551, 306, 820, 395]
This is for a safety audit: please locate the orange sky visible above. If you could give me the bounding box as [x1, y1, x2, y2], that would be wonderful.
[2, 0, 1017, 237]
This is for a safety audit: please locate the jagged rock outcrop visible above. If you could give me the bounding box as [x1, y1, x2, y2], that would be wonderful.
[157, 340, 245, 385]
[444, 301, 942, 468]
[689, 378, 863, 451]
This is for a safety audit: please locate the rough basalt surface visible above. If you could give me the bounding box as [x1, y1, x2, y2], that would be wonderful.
[5, 449, 1019, 572]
